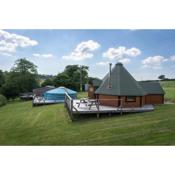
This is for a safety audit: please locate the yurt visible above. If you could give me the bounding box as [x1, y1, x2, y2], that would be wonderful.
[44, 87, 77, 102]
[95, 62, 164, 107]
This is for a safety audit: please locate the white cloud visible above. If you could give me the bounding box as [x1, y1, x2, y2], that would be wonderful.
[0, 29, 38, 55]
[96, 61, 109, 66]
[62, 40, 100, 61]
[0, 52, 15, 57]
[170, 55, 175, 61]
[33, 53, 40, 57]
[119, 58, 130, 64]
[163, 58, 168, 62]
[33, 53, 54, 58]
[97, 58, 130, 66]
[103, 46, 141, 63]
[142, 55, 166, 68]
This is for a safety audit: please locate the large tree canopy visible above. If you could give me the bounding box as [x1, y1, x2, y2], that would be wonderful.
[41, 78, 55, 87]
[54, 72, 71, 87]
[2, 58, 39, 99]
[1, 72, 20, 99]
[11, 58, 38, 74]
[0, 70, 5, 94]
[0, 70, 5, 88]
[54, 65, 89, 91]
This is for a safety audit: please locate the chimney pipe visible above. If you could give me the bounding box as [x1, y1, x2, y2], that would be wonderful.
[108, 63, 112, 88]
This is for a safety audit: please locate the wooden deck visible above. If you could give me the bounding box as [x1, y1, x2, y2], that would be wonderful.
[32, 97, 64, 106]
[72, 100, 154, 114]
[64, 93, 154, 119]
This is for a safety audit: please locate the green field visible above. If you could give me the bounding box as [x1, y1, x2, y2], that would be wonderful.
[160, 80, 175, 102]
[0, 81, 174, 145]
[0, 95, 175, 145]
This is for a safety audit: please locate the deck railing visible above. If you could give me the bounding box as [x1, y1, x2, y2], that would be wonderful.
[65, 92, 124, 119]
[65, 92, 74, 117]
[97, 98, 123, 116]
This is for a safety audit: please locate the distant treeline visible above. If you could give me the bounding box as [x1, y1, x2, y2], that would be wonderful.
[141, 79, 175, 82]
[160, 79, 175, 81]
[38, 74, 55, 80]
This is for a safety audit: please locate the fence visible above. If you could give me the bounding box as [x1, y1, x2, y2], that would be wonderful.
[65, 92, 124, 119]
[65, 92, 74, 118]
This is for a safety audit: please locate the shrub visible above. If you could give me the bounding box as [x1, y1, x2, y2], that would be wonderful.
[0, 94, 7, 107]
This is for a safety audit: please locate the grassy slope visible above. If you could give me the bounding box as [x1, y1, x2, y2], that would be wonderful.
[0, 98, 175, 145]
[160, 80, 175, 101]
[0, 82, 174, 145]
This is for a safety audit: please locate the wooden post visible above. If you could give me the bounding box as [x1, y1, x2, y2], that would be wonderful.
[97, 99, 100, 118]
[64, 93, 67, 107]
[70, 99, 73, 119]
[120, 99, 123, 116]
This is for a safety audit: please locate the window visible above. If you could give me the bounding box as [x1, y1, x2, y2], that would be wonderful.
[126, 96, 136, 102]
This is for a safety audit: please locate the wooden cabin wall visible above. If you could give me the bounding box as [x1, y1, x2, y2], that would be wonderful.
[144, 95, 164, 104]
[98, 94, 119, 107]
[98, 95, 142, 107]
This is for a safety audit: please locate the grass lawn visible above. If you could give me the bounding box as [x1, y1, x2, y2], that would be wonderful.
[0, 81, 174, 145]
[77, 92, 88, 99]
[160, 80, 175, 102]
[0, 92, 175, 145]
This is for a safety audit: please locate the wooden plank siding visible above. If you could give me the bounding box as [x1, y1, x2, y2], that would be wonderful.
[145, 95, 164, 104]
[98, 95, 143, 108]
[96, 94, 164, 107]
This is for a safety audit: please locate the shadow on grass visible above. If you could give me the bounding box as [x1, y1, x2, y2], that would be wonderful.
[71, 112, 137, 122]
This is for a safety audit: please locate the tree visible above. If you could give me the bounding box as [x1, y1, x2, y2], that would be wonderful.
[158, 75, 165, 80]
[1, 58, 39, 99]
[63, 65, 89, 91]
[54, 73, 71, 88]
[0, 70, 5, 87]
[0, 70, 5, 94]
[53, 65, 89, 91]
[41, 78, 54, 87]
[1, 72, 20, 99]
[11, 58, 37, 74]
[11, 58, 39, 92]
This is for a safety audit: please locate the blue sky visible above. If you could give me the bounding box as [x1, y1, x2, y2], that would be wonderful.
[0, 29, 175, 80]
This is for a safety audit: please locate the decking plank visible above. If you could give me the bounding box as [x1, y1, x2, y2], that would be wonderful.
[72, 100, 154, 114]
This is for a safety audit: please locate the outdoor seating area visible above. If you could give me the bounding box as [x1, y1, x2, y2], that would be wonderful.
[76, 98, 99, 110]
[64, 93, 154, 119]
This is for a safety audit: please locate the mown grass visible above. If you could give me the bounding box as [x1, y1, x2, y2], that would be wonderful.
[0, 99, 175, 145]
[77, 92, 87, 99]
[0, 81, 174, 145]
[160, 80, 175, 101]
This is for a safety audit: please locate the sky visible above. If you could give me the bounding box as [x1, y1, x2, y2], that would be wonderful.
[0, 29, 175, 80]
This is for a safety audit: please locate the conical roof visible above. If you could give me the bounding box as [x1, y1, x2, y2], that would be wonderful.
[95, 63, 146, 96]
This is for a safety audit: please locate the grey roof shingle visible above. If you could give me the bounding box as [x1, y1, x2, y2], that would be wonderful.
[139, 81, 165, 95]
[95, 63, 146, 96]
